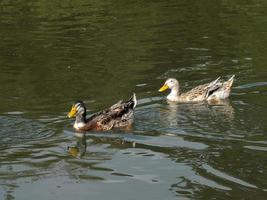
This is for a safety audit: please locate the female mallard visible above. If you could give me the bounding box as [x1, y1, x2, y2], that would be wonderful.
[158, 75, 235, 102]
[68, 93, 137, 131]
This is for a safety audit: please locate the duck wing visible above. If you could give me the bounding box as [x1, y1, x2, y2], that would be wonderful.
[87, 93, 137, 130]
[204, 77, 223, 98]
[178, 77, 222, 101]
[207, 75, 235, 100]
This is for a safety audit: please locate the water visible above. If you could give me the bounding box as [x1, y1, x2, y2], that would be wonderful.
[0, 1, 267, 199]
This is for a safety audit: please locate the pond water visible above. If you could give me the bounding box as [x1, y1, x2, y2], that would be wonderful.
[0, 1, 267, 199]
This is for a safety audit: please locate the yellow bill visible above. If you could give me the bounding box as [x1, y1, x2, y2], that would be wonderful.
[68, 105, 77, 118]
[68, 146, 79, 157]
[158, 84, 169, 92]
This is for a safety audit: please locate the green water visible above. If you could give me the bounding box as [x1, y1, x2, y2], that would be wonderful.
[0, 1, 267, 199]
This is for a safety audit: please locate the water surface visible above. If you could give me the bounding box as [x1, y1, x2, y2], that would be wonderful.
[0, 1, 267, 200]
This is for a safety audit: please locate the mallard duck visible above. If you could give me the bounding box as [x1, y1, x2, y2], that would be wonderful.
[68, 93, 137, 131]
[158, 75, 235, 102]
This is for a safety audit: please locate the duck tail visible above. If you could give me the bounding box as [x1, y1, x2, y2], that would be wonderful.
[133, 93, 137, 108]
[227, 75, 235, 88]
[227, 74, 235, 86]
[129, 93, 137, 108]
[208, 76, 221, 87]
[124, 93, 137, 109]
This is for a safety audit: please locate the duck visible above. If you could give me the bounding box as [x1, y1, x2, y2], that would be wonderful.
[158, 75, 235, 102]
[68, 93, 137, 131]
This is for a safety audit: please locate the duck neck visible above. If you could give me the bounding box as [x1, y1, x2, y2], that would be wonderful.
[75, 113, 86, 124]
[167, 86, 180, 100]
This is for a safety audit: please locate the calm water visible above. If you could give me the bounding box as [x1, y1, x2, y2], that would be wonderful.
[0, 1, 267, 199]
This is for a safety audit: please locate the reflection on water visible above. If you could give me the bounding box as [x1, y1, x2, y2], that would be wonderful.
[165, 100, 234, 127]
[67, 133, 87, 158]
[0, 0, 267, 199]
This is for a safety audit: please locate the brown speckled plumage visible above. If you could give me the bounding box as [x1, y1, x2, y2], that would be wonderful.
[68, 93, 137, 132]
[159, 75, 235, 102]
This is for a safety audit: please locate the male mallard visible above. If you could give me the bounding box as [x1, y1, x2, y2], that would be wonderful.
[158, 75, 235, 102]
[68, 93, 137, 131]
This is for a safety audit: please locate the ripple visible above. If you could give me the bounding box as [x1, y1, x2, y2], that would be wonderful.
[202, 164, 257, 189]
[185, 47, 209, 51]
[0, 115, 55, 149]
[244, 145, 267, 152]
[136, 83, 147, 87]
[236, 82, 267, 89]
[4, 111, 25, 115]
[132, 135, 208, 150]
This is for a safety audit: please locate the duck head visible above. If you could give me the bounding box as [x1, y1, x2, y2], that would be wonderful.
[158, 78, 179, 92]
[68, 101, 86, 119]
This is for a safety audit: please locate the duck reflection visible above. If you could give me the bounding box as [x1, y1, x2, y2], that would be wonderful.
[67, 133, 87, 158]
[165, 101, 180, 127]
[160, 99, 234, 128]
[171, 99, 233, 116]
[206, 99, 234, 120]
[67, 132, 137, 158]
